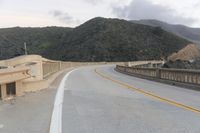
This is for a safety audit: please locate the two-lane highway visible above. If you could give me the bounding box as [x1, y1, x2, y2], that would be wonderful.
[61, 65, 200, 133]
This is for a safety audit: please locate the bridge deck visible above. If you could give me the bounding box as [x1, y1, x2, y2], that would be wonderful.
[62, 65, 200, 133]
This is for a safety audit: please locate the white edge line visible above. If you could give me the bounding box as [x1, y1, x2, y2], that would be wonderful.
[49, 69, 75, 133]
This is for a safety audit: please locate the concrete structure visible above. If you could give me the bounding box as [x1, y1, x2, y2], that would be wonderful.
[0, 54, 179, 101]
[116, 65, 200, 89]
[124, 60, 164, 68]
[0, 55, 124, 101]
[0, 55, 66, 100]
[0, 55, 41, 100]
[0, 67, 30, 100]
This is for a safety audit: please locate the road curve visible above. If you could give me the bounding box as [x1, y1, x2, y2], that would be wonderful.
[62, 65, 200, 133]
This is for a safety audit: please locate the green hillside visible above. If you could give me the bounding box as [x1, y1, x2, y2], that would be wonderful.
[0, 27, 72, 59]
[0, 17, 190, 61]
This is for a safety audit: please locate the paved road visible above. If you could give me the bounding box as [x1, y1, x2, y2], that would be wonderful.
[62, 66, 200, 133]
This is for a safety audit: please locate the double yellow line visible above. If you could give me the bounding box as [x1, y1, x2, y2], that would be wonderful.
[95, 69, 200, 115]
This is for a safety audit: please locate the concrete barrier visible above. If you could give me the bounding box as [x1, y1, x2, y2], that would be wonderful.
[43, 61, 61, 78]
[0, 55, 125, 100]
[124, 60, 164, 67]
[116, 65, 200, 88]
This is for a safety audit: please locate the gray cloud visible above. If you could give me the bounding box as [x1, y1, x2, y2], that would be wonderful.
[50, 10, 73, 23]
[113, 0, 196, 25]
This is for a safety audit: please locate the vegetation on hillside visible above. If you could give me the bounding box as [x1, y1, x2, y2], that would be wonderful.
[0, 17, 190, 61]
[0, 27, 71, 59]
[132, 19, 200, 44]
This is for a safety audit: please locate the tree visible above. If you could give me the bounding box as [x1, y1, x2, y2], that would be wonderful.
[153, 26, 164, 36]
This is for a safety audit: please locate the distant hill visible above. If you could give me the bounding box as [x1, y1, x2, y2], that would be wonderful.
[132, 19, 200, 44]
[0, 17, 190, 61]
[0, 27, 72, 59]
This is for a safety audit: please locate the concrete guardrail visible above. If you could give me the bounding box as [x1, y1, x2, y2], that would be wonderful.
[116, 65, 200, 87]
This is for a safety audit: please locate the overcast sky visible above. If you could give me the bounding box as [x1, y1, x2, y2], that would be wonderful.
[0, 0, 199, 28]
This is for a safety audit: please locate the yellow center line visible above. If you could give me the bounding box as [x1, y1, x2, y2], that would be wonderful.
[94, 69, 200, 115]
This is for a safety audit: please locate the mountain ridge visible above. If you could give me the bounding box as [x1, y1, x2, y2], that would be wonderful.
[132, 19, 200, 44]
[0, 17, 191, 61]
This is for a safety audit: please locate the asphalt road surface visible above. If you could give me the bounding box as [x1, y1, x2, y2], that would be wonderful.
[62, 65, 200, 133]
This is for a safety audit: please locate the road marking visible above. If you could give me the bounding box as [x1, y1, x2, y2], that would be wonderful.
[49, 69, 75, 133]
[0, 124, 4, 129]
[95, 69, 200, 115]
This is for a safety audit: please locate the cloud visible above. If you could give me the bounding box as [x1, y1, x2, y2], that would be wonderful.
[195, 2, 200, 8]
[49, 10, 73, 23]
[113, 0, 196, 25]
[84, 0, 103, 5]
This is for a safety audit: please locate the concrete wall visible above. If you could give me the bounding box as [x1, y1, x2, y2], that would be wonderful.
[116, 65, 200, 86]
[0, 55, 126, 100]
[0, 69, 30, 100]
[124, 60, 164, 67]
[0, 55, 59, 100]
[43, 61, 61, 78]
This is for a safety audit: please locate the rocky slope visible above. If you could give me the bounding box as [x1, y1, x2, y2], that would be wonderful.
[163, 44, 200, 69]
[168, 44, 200, 61]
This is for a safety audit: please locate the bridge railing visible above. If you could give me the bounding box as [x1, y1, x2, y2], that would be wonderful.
[42, 61, 61, 78]
[159, 68, 200, 84]
[116, 65, 200, 85]
[42, 61, 124, 79]
[42, 61, 84, 78]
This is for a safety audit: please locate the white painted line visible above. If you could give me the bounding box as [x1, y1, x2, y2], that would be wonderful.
[0, 124, 4, 129]
[49, 69, 75, 133]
